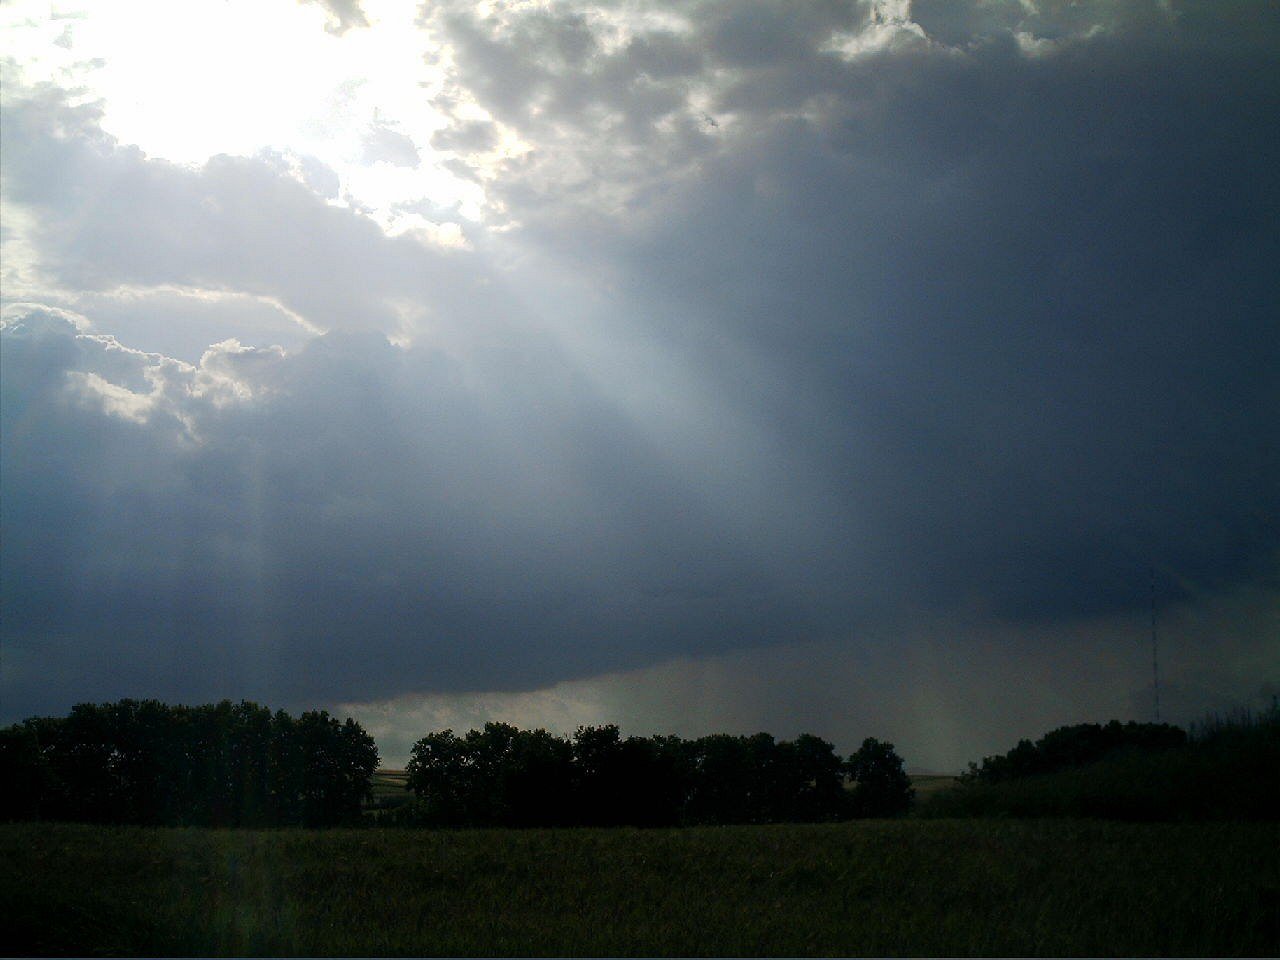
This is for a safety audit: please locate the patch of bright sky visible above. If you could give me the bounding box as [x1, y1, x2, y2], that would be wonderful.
[0, 0, 495, 235]
[823, 0, 928, 59]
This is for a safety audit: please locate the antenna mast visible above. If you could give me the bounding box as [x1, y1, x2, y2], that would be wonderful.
[1149, 565, 1161, 723]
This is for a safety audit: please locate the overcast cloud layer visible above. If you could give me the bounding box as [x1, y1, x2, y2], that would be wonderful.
[2, 0, 1277, 766]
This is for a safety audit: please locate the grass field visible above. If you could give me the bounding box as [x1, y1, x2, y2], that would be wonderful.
[2, 820, 1276, 956]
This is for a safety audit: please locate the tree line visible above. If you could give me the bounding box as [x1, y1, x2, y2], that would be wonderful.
[960, 720, 1186, 784]
[923, 713, 1278, 821]
[0, 700, 379, 826]
[1, 701, 915, 828]
[399, 723, 913, 827]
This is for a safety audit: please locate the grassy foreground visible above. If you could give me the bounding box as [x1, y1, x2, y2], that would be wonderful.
[2, 820, 1276, 956]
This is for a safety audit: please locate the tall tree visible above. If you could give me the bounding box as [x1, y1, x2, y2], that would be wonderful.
[846, 738, 913, 818]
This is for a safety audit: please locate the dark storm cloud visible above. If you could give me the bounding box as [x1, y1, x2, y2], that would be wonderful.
[428, 0, 1280, 618]
[0, 81, 808, 718]
[0, 299, 806, 719]
[2, 0, 1277, 725]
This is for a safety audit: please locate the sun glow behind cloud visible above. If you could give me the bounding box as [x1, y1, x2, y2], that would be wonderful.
[1, 0, 485, 230]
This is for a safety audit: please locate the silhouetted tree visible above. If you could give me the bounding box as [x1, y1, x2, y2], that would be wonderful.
[571, 724, 626, 825]
[846, 737, 913, 817]
[503, 726, 575, 827]
[0, 717, 63, 821]
[405, 728, 472, 825]
[293, 710, 380, 826]
[406, 722, 574, 827]
[0, 700, 378, 827]
[963, 721, 1187, 783]
[569, 726, 686, 826]
[790, 733, 853, 821]
[401, 725, 906, 827]
[685, 733, 757, 824]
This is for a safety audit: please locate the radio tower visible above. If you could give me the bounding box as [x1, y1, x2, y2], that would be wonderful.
[1149, 566, 1161, 723]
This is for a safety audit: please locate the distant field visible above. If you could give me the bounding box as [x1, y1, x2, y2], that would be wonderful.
[908, 773, 959, 799]
[369, 768, 410, 807]
[372, 771, 962, 818]
[3, 820, 1275, 956]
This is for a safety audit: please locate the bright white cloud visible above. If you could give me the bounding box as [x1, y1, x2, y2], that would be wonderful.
[0, 0, 481, 227]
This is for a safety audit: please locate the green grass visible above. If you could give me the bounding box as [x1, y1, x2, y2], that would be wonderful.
[2, 820, 1276, 956]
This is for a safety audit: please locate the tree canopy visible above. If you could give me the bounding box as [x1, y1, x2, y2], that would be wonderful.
[846, 737, 914, 818]
[404, 723, 909, 827]
[3, 703, 920, 828]
[0, 700, 379, 827]
[961, 720, 1186, 784]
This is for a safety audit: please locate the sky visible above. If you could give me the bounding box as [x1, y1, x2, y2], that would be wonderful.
[1, 0, 1276, 772]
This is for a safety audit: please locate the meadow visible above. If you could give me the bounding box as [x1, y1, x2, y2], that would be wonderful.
[3, 819, 1276, 957]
